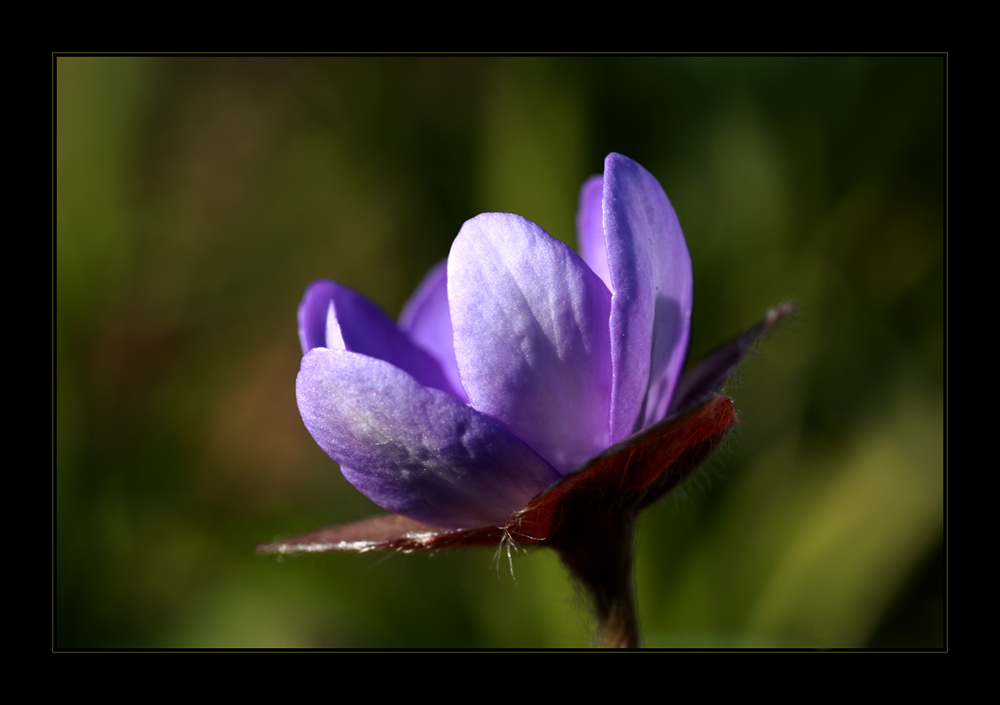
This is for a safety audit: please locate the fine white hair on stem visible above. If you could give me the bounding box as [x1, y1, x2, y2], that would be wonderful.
[491, 526, 520, 582]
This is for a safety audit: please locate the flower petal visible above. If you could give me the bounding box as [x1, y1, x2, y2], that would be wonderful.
[603, 153, 693, 440]
[449, 213, 613, 474]
[576, 175, 611, 290]
[298, 280, 461, 399]
[297, 348, 561, 529]
[298, 280, 339, 354]
[398, 260, 467, 403]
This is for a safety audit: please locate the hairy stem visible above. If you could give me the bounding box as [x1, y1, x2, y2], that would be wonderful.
[555, 515, 640, 648]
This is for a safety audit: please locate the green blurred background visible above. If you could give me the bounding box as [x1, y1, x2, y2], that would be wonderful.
[55, 55, 944, 649]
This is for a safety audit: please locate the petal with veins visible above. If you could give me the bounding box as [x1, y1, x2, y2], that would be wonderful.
[297, 348, 561, 529]
[602, 153, 693, 440]
[449, 213, 612, 474]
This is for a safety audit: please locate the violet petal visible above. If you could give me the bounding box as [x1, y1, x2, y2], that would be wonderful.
[298, 279, 460, 399]
[449, 213, 613, 474]
[298, 280, 339, 354]
[603, 153, 693, 441]
[296, 348, 561, 529]
[576, 174, 611, 290]
[398, 260, 468, 403]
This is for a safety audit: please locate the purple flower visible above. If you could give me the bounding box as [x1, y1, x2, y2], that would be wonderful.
[295, 153, 693, 530]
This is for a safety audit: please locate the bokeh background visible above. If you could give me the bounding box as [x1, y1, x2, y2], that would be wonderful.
[55, 55, 944, 649]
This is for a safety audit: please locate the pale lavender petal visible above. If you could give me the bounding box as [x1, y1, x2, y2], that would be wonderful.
[449, 213, 613, 474]
[603, 153, 693, 440]
[296, 348, 560, 529]
[298, 280, 461, 399]
[576, 175, 611, 289]
[398, 260, 467, 403]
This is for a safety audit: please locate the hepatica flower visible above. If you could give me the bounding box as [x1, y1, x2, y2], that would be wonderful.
[262, 153, 792, 647]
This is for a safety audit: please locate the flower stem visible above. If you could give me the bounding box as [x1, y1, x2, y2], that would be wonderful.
[555, 514, 640, 648]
